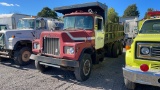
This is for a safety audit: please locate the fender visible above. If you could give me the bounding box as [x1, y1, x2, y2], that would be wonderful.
[78, 47, 94, 61]
[13, 40, 32, 50]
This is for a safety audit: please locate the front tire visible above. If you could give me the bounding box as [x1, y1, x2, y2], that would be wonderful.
[74, 53, 92, 81]
[118, 41, 123, 55]
[124, 78, 136, 90]
[14, 47, 32, 66]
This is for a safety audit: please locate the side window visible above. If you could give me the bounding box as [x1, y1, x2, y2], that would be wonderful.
[12, 17, 16, 29]
[36, 20, 40, 29]
[36, 19, 47, 30]
[124, 23, 129, 33]
[96, 18, 103, 31]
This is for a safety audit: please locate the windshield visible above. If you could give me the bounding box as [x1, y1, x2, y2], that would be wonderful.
[17, 19, 35, 29]
[139, 19, 160, 34]
[63, 16, 93, 30]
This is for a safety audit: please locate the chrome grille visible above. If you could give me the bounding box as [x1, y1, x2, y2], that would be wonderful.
[137, 43, 160, 60]
[151, 64, 160, 70]
[43, 37, 60, 56]
[151, 46, 160, 57]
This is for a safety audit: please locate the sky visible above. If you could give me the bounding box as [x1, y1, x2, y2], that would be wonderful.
[0, 0, 159, 19]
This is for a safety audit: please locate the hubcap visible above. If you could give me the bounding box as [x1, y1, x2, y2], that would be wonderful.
[83, 59, 91, 76]
[22, 51, 31, 62]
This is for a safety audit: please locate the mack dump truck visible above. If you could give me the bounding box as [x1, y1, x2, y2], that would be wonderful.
[0, 16, 63, 65]
[30, 2, 124, 81]
[123, 11, 160, 89]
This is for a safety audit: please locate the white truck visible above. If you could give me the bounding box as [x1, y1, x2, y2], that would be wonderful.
[0, 13, 30, 29]
[0, 16, 63, 65]
[119, 16, 138, 46]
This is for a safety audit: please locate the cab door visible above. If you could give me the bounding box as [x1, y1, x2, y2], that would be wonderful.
[35, 18, 48, 39]
[95, 17, 105, 49]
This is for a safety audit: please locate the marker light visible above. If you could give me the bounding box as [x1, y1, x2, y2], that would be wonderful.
[12, 35, 15, 38]
[125, 45, 131, 50]
[147, 11, 160, 16]
[140, 64, 149, 72]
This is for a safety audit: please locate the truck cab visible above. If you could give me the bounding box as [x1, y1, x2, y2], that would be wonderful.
[0, 17, 61, 66]
[119, 16, 138, 47]
[123, 11, 160, 89]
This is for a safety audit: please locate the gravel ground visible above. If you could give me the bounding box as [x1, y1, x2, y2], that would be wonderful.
[0, 52, 160, 90]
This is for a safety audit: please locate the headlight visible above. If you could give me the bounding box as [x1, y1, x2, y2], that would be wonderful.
[140, 47, 150, 55]
[33, 43, 40, 49]
[64, 46, 74, 54]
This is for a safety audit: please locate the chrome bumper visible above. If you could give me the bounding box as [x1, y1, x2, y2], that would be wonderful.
[123, 67, 160, 87]
[30, 54, 79, 67]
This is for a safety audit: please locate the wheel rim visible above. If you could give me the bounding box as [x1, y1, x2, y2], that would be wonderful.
[83, 59, 91, 76]
[22, 51, 31, 62]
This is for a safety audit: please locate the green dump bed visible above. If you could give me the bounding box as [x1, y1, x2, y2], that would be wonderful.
[105, 23, 124, 44]
[54, 2, 124, 44]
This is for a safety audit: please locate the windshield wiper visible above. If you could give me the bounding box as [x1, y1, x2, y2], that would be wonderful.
[76, 27, 86, 30]
[63, 27, 74, 30]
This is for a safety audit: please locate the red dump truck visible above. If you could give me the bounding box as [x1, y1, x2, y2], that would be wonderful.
[30, 2, 124, 81]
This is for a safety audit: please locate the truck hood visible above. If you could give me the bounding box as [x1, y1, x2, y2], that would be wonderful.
[135, 34, 160, 41]
[0, 29, 35, 39]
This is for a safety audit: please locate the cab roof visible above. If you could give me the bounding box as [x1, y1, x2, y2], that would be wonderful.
[54, 2, 108, 24]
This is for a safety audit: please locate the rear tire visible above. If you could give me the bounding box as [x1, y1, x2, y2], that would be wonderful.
[124, 78, 136, 90]
[119, 41, 123, 55]
[74, 53, 92, 81]
[14, 47, 32, 66]
[35, 60, 48, 73]
[112, 42, 119, 58]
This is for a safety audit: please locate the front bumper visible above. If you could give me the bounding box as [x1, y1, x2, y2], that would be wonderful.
[123, 67, 160, 87]
[30, 54, 79, 67]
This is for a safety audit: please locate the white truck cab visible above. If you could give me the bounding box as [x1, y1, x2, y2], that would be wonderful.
[0, 17, 63, 65]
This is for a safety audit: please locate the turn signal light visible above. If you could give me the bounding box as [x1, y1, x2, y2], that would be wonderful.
[140, 64, 149, 72]
[125, 45, 131, 50]
[12, 35, 15, 38]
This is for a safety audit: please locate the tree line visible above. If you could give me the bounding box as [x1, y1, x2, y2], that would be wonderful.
[37, 4, 154, 22]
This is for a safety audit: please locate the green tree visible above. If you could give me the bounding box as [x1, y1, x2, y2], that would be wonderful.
[37, 7, 57, 19]
[144, 8, 154, 19]
[123, 4, 140, 17]
[108, 8, 119, 23]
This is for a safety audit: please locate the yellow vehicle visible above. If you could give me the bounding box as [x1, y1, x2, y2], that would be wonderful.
[123, 11, 160, 89]
[138, 19, 145, 30]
